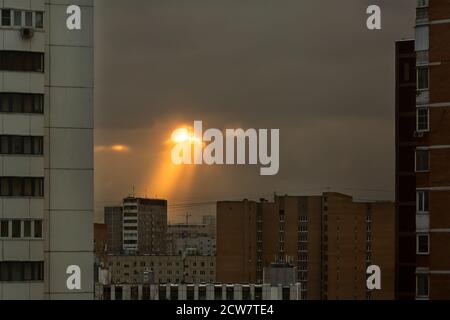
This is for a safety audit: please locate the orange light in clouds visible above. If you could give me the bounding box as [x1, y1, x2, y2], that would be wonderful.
[95, 144, 130, 153]
[170, 127, 202, 145]
[147, 125, 201, 200]
[111, 144, 130, 152]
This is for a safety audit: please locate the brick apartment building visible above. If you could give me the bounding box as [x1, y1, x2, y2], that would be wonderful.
[396, 0, 450, 300]
[216, 193, 395, 300]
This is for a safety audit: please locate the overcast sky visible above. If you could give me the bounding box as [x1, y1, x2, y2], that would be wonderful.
[93, 0, 415, 223]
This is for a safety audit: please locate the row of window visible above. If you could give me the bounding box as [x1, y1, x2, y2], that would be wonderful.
[0, 219, 43, 239]
[0, 135, 43, 155]
[0, 51, 44, 72]
[0, 93, 44, 114]
[1, 9, 43, 29]
[0, 261, 43, 282]
[0, 177, 44, 197]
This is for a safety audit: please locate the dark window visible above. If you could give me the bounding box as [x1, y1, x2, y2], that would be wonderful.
[23, 220, 31, 238]
[417, 274, 429, 297]
[417, 67, 429, 90]
[226, 287, 234, 300]
[416, 149, 430, 172]
[12, 220, 21, 238]
[115, 286, 123, 300]
[0, 136, 44, 155]
[0, 177, 44, 197]
[0, 51, 44, 72]
[417, 234, 429, 254]
[2, 9, 11, 26]
[186, 285, 195, 300]
[282, 287, 290, 300]
[0, 93, 43, 114]
[198, 286, 206, 300]
[34, 220, 42, 238]
[0, 220, 8, 238]
[35, 12, 44, 29]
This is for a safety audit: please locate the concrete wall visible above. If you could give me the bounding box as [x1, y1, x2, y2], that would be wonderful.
[44, 0, 94, 299]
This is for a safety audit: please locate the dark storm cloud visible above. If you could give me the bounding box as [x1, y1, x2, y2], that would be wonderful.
[94, 0, 415, 222]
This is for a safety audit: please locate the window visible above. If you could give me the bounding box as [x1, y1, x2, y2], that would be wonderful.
[279, 209, 285, 222]
[417, 274, 429, 298]
[417, 234, 429, 254]
[0, 93, 44, 114]
[23, 220, 31, 238]
[2, 9, 11, 26]
[13, 11, 22, 27]
[0, 51, 44, 72]
[417, 191, 430, 213]
[0, 220, 8, 238]
[416, 149, 430, 172]
[0, 262, 44, 282]
[0, 220, 41, 239]
[415, 26, 429, 52]
[417, 67, 429, 90]
[1, 10, 43, 29]
[34, 220, 42, 238]
[12, 220, 21, 238]
[417, 107, 429, 132]
[24, 12, 33, 27]
[35, 12, 43, 29]
[0, 177, 44, 197]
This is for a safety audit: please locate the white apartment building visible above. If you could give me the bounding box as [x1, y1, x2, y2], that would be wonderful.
[0, 0, 93, 300]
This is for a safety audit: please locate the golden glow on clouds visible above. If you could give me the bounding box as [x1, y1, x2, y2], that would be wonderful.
[170, 127, 202, 146]
[95, 144, 130, 153]
[146, 125, 200, 200]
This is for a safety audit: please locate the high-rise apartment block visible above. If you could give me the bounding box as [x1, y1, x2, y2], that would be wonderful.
[216, 193, 395, 300]
[396, 0, 450, 300]
[0, 1, 94, 300]
[122, 197, 167, 255]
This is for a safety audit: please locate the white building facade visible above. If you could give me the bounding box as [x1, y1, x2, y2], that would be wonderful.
[0, 0, 93, 300]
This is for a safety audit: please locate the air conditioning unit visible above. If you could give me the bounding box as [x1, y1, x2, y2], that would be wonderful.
[21, 28, 35, 39]
[414, 131, 425, 138]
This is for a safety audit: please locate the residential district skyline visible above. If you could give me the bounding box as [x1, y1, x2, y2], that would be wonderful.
[93, 0, 416, 223]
